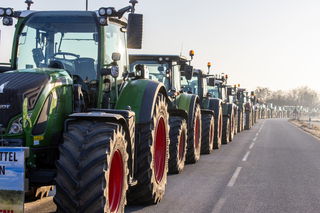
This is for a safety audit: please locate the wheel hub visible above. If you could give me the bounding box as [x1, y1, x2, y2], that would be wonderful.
[108, 150, 124, 212]
[154, 117, 166, 183]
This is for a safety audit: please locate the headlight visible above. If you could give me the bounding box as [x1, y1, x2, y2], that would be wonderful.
[98, 8, 106, 16]
[106, 8, 114, 16]
[8, 113, 32, 135]
[99, 17, 108, 25]
[0, 8, 5, 16]
[8, 118, 23, 135]
[2, 17, 13, 26]
[5, 8, 13, 16]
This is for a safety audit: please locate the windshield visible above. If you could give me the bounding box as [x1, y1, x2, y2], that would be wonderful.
[131, 60, 170, 88]
[208, 86, 220, 99]
[16, 12, 98, 81]
[181, 75, 198, 94]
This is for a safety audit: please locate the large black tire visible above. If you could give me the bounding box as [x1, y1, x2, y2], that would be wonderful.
[168, 117, 187, 174]
[238, 110, 243, 132]
[229, 112, 235, 142]
[54, 121, 128, 213]
[222, 117, 230, 144]
[127, 93, 169, 204]
[186, 103, 202, 164]
[234, 109, 238, 135]
[201, 114, 215, 154]
[245, 111, 251, 130]
[213, 104, 223, 149]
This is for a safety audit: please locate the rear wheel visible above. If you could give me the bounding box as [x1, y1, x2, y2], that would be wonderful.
[127, 93, 169, 204]
[186, 103, 202, 164]
[201, 114, 214, 154]
[238, 110, 243, 132]
[229, 113, 235, 142]
[234, 109, 238, 135]
[229, 112, 235, 142]
[54, 121, 128, 213]
[213, 105, 223, 149]
[222, 117, 230, 144]
[168, 117, 187, 174]
[245, 111, 251, 130]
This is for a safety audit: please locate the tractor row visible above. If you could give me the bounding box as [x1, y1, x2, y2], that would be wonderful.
[0, 2, 274, 212]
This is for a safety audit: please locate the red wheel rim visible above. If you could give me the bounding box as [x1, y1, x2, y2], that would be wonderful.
[194, 115, 200, 148]
[108, 150, 123, 212]
[154, 117, 166, 183]
[178, 130, 185, 161]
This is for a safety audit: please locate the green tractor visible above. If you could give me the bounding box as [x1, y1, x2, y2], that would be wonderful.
[250, 91, 261, 123]
[207, 74, 236, 144]
[226, 85, 242, 135]
[229, 84, 245, 133]
[237, 88, 253, 130]
[0, 1, 171, 211]
[129, 53, 202, 172]
[181, 65, 222, 151]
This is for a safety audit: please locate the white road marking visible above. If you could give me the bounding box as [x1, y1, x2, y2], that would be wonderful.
[211, 198, 226, 213]
[253, 137, 257, 142]
[227, 167, 242, 187]
[255, 132, 259, 137]
[249, 142, 255, 149]
[242, 151, 251, 162]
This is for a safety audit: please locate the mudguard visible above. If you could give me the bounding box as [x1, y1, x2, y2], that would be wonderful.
[201, 109, 214, 116]
[208, 98, 222, 119]
[168, 109, 188, 121]
[115, 79, 167, 124]
[176, 93, 200, 122]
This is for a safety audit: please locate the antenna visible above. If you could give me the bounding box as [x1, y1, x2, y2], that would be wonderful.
[179, 43, 184, 57]
[25, 0, 34, 10]
[86, 0, 88, 11]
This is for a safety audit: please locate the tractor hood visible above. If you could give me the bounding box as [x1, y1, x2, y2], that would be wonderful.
[0, 70, 51, 128]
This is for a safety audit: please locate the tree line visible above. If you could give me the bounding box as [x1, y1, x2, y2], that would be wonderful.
[254, 86, 320, 108]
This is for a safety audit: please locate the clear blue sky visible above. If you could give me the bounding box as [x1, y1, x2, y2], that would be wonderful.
[1, 0, 320, 91]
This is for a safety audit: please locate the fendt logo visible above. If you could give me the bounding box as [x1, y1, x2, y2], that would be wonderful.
[0, 81, 9, 93]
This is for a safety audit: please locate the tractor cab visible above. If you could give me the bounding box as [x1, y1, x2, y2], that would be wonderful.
[181, 69, 209, 102]
[129, 54, 193, 97]
[207, 75, 228, 102]
[0, 4, 144, 110]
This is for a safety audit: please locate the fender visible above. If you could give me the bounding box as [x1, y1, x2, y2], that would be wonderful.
[201, 109, 214, 116]
[115, 79, 167, 124]
[168, 109, 188, 121]
[176, 93, 200, 125]
[208, 98, 222, 119]
[66, 110, 135, 178]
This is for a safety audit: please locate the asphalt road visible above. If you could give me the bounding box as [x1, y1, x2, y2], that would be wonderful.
[25, 119, 320, 213]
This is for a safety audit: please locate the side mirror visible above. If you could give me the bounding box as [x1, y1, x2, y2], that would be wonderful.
[207, 77, 215, 86]
[112, 52, 121, 62]
[134, 64, 149, 79]
[182, 65, 193, 80]
[127, 13, 143, 49]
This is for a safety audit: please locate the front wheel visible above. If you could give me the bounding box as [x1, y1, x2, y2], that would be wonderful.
[168, 117, 188, 174]
[186, 103, 202, 164]
[201, 114, 214, 154]
[222, 117, 230, 144]
[213, 105, 223, 149]
[54, 121, 128, 213]
[127, 93, 169, 204]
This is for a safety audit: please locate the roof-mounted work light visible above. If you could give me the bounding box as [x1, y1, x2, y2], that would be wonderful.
[0, 8, 14, 17]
